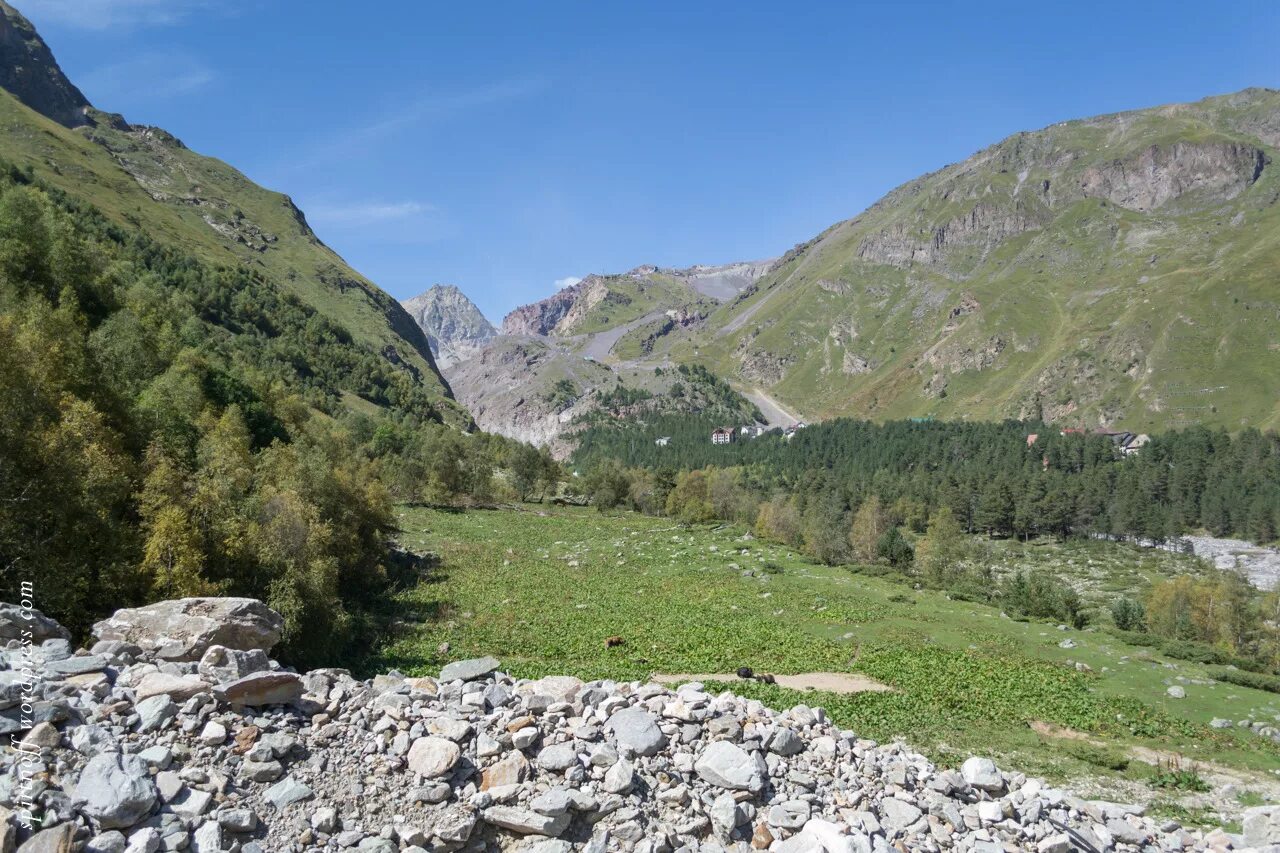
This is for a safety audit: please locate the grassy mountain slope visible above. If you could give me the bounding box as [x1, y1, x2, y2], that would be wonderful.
[0, 1, 466, 425]
[649, 90, 1280, 432]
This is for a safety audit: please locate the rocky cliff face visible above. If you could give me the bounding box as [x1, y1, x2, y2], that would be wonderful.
[0, 1, 90, 128]
[442, 336, 614, 455]
[499, 277, 610, 337]
[402, 285, 498, 369]
[1078, 140, 1266, 210]
[500, 261, 774, 338]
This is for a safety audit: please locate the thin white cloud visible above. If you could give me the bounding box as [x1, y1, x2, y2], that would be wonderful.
[555, 276, 583, 290]
[279, 77, 548, 173]
[20, 0, 223, 30]
[306, 200, 435, 228]
[79, 53, 215, 103]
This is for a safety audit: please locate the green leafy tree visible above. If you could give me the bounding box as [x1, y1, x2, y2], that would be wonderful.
[915, 506, 966, 587]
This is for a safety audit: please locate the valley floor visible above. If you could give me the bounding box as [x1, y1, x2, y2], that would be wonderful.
[380, 504, 1280, 827]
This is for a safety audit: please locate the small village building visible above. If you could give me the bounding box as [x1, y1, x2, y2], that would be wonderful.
[711, 427, 736, 445]
[655, 436, 671, 447]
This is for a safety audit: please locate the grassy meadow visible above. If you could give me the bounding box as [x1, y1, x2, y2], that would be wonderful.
[380, 503, 1280, 822]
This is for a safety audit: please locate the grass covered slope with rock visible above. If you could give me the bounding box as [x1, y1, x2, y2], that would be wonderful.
[650, 90, 1280, 432]
[8, 595, 1276, 852]
[0, 1, 461, 423]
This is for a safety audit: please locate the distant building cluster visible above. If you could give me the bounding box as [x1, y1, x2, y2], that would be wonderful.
[698, 422, 806, 445]
[1028, 428, 1150, 456]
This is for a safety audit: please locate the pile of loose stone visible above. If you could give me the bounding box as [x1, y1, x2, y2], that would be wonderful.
[3, 597, 1278, 853]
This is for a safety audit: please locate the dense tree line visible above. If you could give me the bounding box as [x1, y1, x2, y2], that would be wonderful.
[0, 165, 560, 665]
[575, 418, 1280, 546]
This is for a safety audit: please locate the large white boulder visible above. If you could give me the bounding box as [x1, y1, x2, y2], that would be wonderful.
[92, 598, 284, 662]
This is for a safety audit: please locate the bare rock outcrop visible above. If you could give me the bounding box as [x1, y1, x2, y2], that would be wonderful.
[401, 285, 497, 369]
[91, 598, 284, 662]
[1079, 141, 1267, 210]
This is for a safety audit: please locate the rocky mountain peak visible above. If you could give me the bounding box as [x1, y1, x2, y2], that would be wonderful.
[402, 284, 497, 369]
[0, 1, 92, 128]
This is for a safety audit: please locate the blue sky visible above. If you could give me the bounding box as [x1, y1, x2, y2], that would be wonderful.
[19, 0, 1280, 323]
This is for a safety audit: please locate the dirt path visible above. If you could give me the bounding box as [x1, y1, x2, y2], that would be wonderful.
[651, 671, 891, 694]
[717, 283, 783, 337]
[743, 387, 803, 427]
[1029, 721, 1280, 824]
[572, 311, 666, 362]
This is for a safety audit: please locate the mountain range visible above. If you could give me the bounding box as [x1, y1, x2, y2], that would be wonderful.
[3, 0, 1276, 452]
[408, 88, 1280, 447]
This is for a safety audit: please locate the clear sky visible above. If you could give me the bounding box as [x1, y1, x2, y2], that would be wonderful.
[18, 0, 1280, 323]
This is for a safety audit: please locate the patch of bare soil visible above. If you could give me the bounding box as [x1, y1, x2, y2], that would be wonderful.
[650, 671, 892, 694]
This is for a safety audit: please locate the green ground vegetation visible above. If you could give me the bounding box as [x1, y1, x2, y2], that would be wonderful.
[382, 504, 1280, 793]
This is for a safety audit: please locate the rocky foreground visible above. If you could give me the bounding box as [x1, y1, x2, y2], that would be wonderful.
[4, 598, 1279, 853]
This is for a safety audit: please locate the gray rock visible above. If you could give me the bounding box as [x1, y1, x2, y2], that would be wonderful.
[167, 786, 213, 819]
[536, 743, 578, 771]
[216, 808, 257, 832]
[768, 799, 810, 831]
[1244, 806, 1280, 847]
[92, 597, 284, 661]
[74, 752, 158, 829]
[191, 821, 221, 853]
[482, 805, 571, 836]
[694, 740, 764, 792]
[134, 672, 210, 702]
[439, 656, 500, 682]
[311, 807, 339, 833]
[0, 602, 69, 643]
[602, 759, 635, 794]
[85, 831, 127, 853]
[15, 823, 75, 852]
[216, 671, 303, 707]
[434, 807, 477, 843]
[880, 798, 923, 833]
[961, 756, 1004, 792]
[263, 776, 313, 809]
[710, 792, 746, 835]
[121, 827, 161, 853]
[768, 726, 804, 756]
[136, 745, 172, 769]
[198, 721, 226, 745]
[528, 789, 570, 817]
[406, 736, 460, 778]
[240, 758, 283, 782]
[604, 707, 666, 756]
[134, 695, 177, 733]
[45, 654, 108, 676]
[197, 645, 271, 683]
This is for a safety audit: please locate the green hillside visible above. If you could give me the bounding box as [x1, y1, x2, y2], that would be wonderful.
[658, 89, 1280, 433]
[0, 1, 465, 426]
